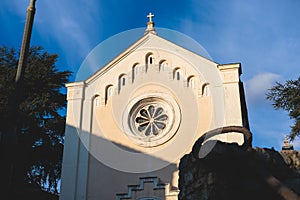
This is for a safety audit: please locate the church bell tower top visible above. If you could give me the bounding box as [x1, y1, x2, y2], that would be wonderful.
[145, 12, 157, 35]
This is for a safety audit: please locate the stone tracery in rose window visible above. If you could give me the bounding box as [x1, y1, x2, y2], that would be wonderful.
[135, 105, 168, 136]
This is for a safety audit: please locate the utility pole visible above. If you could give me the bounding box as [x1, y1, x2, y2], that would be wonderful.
[2, 1, 37, 199]
[15, 0, 37, 83]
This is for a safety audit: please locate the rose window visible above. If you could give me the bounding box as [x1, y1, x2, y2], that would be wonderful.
[124, 95, 180, 147]
[135, 105, 168, 136]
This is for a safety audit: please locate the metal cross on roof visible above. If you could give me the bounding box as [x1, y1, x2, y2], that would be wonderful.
[147, 12, 154, 22]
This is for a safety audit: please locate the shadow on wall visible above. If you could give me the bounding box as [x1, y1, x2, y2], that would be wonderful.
[60, 124, 178, 200]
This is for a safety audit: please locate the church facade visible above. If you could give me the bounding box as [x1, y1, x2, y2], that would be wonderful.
[60, 15, 249, 200]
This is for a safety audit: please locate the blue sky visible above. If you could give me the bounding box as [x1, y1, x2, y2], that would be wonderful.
[1, 0, 300, 150]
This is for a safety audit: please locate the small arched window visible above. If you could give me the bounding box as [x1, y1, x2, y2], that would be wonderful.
[132, 63, 139, 82]
[202, 83, 210, 96]
[146, 53, 154, 68]
[105, 85, 113, 104]
[118, 74, 127, 93]
[120, 74, 127, 86]
[187, 76, 196, 89]
[159, 60, 168, 71]
[173, 68, 182, 80]
[94, 95, 100, 107]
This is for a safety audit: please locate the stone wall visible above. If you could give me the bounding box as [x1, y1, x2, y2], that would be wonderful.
[178, 132, 300, 200]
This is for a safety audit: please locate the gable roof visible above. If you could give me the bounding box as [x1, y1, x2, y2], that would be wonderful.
[83, 31, 218, 84]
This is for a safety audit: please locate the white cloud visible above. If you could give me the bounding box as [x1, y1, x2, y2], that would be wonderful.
[37, 1, 94, 53]
[244, 73, 281, 105]
[5, 0, 105, 71]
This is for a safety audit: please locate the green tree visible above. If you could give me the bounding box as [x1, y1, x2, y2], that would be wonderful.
[0, 46, 71, 197]
[266, 76, 300, 141]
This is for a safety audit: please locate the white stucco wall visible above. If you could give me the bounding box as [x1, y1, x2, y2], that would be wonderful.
[60, 32, 247, 200]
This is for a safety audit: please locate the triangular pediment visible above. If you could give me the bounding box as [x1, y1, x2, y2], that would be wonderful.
[84, 31, 218, 84]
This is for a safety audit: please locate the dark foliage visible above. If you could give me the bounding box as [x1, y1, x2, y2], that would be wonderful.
[0, 46, 71, 196]
[267, 76, 300, 141]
